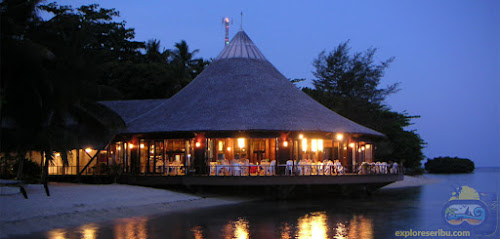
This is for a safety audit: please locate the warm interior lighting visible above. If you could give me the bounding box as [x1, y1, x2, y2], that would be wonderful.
[237, 138, 245, 149]
[311, 139, 318, 152]
[117, 146, 121, 151]
[358, 148, 362, 152]
[283, 141, 288, 147]
[336, 133, 344, 141]
[140, 143, 145, 149]
[318, 139, 324, 151]
[361, 146, 365, 151]
[366, 144, 371, 149]
[218, 141, 223, 151]
[55, 152, 60, 157]
[298, 134, 304, 139]
[227, 147, 231, 152]
[195, 142, 201, 148]
[349, 143, 355, 148]
[129, 144, 134, 149]
[302, 139, 307, 152]
[85, 148, 92, 153]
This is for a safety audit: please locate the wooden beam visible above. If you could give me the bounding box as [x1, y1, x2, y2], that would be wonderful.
[79, 149, 101, 175]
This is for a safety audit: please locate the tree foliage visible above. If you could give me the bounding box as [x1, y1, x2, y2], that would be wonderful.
[0, 1, 207, 179]
[304, 41, 425, 171]
[425, 157, 474, 174]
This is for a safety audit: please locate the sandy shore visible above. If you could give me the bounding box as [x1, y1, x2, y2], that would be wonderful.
[382, 175, 441, 189]
[0, 183, 246, 238]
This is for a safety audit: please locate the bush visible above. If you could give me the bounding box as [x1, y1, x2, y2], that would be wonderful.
[425, 157, 474, 174]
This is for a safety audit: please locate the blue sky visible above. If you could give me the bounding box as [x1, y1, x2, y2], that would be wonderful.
[58, 0, 499, 167]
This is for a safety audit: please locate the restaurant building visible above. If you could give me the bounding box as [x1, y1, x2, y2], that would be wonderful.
[45, 31, 394, 181]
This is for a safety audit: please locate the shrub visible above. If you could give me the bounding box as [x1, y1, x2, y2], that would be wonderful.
[425, 157, 474, 174]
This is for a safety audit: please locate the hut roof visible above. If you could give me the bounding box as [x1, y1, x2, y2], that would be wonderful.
[99, 99, 168, 124]
[120, 31, 383, 137]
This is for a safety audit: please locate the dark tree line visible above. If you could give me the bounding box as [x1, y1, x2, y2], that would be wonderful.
[302, 41, 425, 173]
[0, 0, 208, 181]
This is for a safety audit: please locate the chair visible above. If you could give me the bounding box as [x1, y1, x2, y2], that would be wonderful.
[209, 162, 217, 176]
[324, 160, 333, 175]
[286, 160, 294, 175]
[381, 162, 388, 174]
[268, 160, 276, 175]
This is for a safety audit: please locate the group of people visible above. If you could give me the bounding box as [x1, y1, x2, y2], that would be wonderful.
[357, 161, 399, 175]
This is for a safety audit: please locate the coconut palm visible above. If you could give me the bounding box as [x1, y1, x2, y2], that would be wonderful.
[1, 0, 125, 191]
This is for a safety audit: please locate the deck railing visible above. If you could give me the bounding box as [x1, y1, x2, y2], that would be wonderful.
[47, 164, 403, 177]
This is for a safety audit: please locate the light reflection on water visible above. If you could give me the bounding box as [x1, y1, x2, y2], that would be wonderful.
[39, 169, 498, 239]
[45, 211, 373, 239]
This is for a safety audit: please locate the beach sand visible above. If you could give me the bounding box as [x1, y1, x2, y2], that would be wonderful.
[0, 183, 245, 238]
[382, 175, 441, 189]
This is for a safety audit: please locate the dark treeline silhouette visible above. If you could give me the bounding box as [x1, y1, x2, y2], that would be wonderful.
[300, 41, 425, 174]
[0, 0, 207, 182]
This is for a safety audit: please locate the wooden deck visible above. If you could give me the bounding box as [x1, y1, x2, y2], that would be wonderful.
[117, 173, 403, 186]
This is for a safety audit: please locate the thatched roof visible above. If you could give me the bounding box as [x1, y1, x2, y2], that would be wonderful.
[108, 31, 383, 137]
[99, 99, 167, 124]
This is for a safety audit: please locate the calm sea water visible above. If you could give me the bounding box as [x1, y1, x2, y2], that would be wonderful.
[21, 168, 500, 239]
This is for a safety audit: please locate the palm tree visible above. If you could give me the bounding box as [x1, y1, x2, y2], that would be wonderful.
[1, 0, 125, 193]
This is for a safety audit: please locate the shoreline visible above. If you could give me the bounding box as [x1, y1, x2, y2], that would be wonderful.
[0, 175, 440, 238]
[381, 175, 441, 189]
[0, 183, 248, 238]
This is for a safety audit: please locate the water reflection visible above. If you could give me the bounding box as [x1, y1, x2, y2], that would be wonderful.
[218, 217, 250, 239]
[113, 217, 148, 239]
[347, 215, 373, 239]
[80, 223, 98, 239]
[46, 229, 66, 239]
[297, 211, 328, 238]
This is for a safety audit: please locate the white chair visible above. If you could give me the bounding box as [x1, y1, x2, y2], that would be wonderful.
[381, 162, 388, 174]
[334, 161, 344, 175]
[232, 162, 241, 176]
[286, 160, 294, 175]
[324, 160, 333, 175]
[391, 162, 399, 174]
[268, 160, 276, 175]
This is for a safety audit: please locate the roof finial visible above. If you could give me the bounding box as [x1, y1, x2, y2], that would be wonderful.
[240, 11, 243, 31]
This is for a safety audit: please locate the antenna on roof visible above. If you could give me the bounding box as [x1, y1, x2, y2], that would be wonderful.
[240, 12, 243, 30]
[222, 17, 232, 47]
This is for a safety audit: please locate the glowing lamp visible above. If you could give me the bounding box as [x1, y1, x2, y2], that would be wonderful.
[195, 142, 201, 148]
[227, 147, 231, 152]
[361, 146, 365, 151]
[318, 139, 324, 151]
[311, 139, 318, 152]
[117, 146, 121, 151]
[140, 143, 145, 149]
[365, 144, 371, 149]
[298, 134, 304, 139]
[238, 138, 245, 149]
[302, 139, 307, 152]
[349, 143, 355, 148]
[283, 141, 288, 147]
[85, 148, 92, 153]
[336, 133, 344, 141]
[55, 152, 60, 157]
[218, 141, 223, 151]
[129, 144, 134, 149]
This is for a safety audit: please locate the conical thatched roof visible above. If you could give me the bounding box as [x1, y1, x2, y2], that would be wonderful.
[119, 31, 383, 136]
